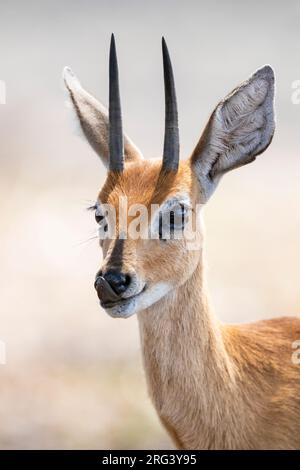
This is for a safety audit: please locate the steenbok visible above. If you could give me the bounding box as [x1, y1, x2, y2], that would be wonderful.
[64, 35, 300, 449]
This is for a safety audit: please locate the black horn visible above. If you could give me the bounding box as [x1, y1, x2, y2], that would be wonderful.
[162, 38, 179, 171]
[109, 34, 124, 171]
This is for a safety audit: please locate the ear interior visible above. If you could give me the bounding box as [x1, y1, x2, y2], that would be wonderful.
[191, 65, 275, 200]
[63, 67, 143, 166]
[63, 73, 89, 140]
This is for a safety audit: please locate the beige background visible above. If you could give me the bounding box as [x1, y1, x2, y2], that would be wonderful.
[0, 0, 300, 449]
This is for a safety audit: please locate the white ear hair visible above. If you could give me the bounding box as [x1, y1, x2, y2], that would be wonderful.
[63, 69, 86, 140]
[191, 65, 275, 200]
[63, 67, 143, 166]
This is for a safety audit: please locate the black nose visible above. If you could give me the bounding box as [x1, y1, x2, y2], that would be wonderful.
[94, 270, 131, 304]
[104, 270, 131, 296]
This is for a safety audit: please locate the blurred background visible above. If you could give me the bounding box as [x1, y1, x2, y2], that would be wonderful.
[1, 0, 300, 449]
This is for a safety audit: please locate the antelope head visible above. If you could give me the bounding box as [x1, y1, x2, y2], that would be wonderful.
[64, 35, 275, 318]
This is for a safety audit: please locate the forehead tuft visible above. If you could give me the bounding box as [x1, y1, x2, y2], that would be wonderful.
[98, 159, 194, 207]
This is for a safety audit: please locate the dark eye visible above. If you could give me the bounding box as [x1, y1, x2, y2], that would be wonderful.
[158, 205, 187, 240]
[158, 213, 164, 240]
[158, 211, 176, 241]
[169, 211, 175, 230]
[170, 205, 186, 231]
[95, 213, 104, 224]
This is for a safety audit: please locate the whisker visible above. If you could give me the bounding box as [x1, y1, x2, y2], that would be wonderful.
[77, 199, 97, 211]
[87, 204, 97, 211]
[74, 229, 99, 247]
[74, 236, 99, 248]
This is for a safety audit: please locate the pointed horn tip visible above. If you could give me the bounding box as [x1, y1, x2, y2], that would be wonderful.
[108, 32, 124, 172]
[161, 36, 179, 171]
[109, 34, 118, 63]
[110, 33, 116, 47]
[162, 38, 171, 65]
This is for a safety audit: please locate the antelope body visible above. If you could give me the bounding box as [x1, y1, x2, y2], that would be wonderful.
[64, 35, 300, 449]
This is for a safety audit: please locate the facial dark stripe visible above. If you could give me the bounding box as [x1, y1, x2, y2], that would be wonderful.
[107, 238, 125, 270]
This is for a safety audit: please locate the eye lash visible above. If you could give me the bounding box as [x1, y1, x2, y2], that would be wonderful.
[87, 204, 97, 211]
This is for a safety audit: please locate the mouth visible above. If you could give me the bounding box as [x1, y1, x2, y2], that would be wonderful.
[100, 285, 147, 317]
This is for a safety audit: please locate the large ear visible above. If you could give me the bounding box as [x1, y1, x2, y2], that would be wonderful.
[63, 67, 143, 166]
[191, 66, 275, 200]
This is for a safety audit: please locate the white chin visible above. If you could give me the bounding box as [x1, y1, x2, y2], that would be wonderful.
[103, 298, 138, 319]
[102, 282, 172, 319]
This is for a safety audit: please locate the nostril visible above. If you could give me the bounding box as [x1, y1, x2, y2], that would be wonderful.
[94, 275, 102, 290]
[103, 270, 131, 295]
[94, 270, 103, 288]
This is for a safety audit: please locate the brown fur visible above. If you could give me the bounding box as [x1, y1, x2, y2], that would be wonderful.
[65, 62, 299, 449]
[96, 159, 300, 450]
